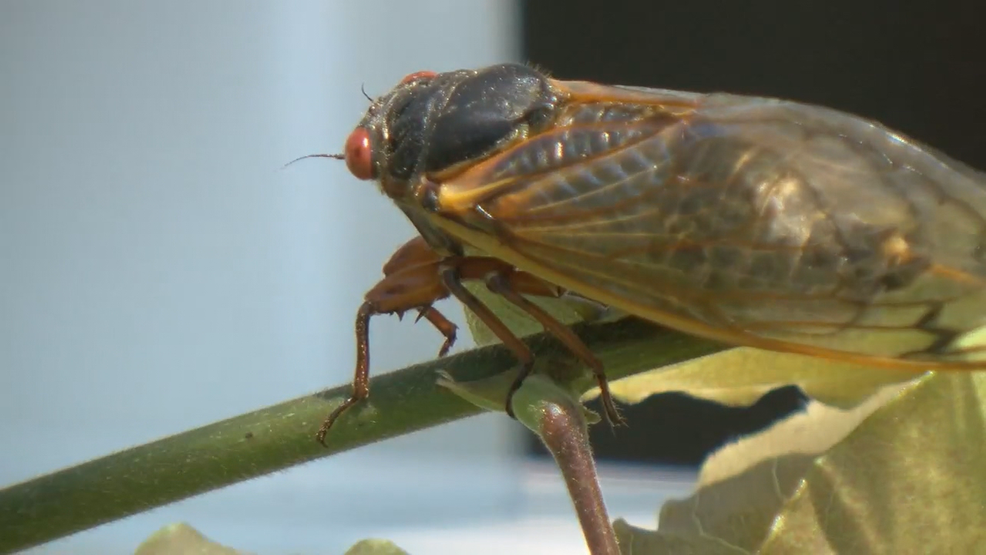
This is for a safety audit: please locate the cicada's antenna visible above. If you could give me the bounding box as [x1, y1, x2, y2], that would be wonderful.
[283, 85, 371, 171]
[281, 153, 345, 170]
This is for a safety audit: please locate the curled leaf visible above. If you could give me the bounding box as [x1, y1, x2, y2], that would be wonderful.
[588, 348, 923, 410]
[615, 372, 986, 554]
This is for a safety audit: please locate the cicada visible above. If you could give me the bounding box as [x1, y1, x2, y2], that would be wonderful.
[312, 63, 986, 445]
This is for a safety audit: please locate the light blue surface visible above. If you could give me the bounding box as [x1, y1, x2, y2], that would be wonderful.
[0, 2, 553, 553]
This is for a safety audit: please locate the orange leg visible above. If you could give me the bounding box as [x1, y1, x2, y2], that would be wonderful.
[438, 264, 537, 420]
[316, 243, 457, 445]
[316, 237, 622, 445]
[416, 308, 457, 357]
[485, 272, 624, 426]
[379, 237, 459, 358]
[381, 235, 440, 275]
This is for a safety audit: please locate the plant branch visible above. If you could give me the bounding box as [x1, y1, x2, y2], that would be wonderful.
[0, 318, 726, 554]
[513, 375, 620, 555]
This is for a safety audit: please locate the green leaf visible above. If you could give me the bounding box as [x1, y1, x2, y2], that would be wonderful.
[134, 523, 249, 555]
[590, 348, 922, 410]
[614, 371, 986, 554]
[344, 539, 411, 555]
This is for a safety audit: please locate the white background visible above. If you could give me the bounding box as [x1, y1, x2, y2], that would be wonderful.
[0, 2, 693, 553]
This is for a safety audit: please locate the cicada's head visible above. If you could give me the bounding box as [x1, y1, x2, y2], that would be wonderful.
[342, 63, 559, 200]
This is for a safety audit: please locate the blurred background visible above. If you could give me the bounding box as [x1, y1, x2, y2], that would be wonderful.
[1, 1, 983, 554]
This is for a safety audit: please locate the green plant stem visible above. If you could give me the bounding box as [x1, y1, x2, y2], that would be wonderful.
[0, 318, 726, 554]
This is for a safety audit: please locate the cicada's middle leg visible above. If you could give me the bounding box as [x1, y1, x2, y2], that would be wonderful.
[484, 272, 624, 426]
[440, 263, 625, 427]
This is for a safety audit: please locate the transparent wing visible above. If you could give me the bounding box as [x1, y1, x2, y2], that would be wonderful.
[434, 82, 986, 367]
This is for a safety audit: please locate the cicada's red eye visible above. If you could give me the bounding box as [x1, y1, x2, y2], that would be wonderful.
[344, 128, 374, 180]
[399, 70, 437, 85]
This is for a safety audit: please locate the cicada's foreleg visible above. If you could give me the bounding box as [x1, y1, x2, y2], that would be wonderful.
[316, 245, 454, 446]
[318, 236, 622, 445]
[381, 236, 442, 276]
[485, 271, 625, 427]
[380, 237, 459, 357]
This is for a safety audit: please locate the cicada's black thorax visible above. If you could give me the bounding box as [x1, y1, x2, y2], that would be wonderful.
[365, 63, 560, 186]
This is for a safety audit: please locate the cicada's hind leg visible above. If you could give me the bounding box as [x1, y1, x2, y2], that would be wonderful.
[441, 261, 624, 426]
[485, 271, 625, 427]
